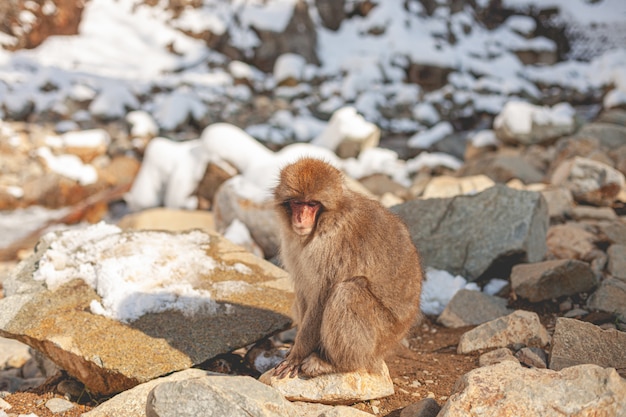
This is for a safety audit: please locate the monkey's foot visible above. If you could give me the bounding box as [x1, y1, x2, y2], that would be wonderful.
[273, 359, 300, 379]
[300, 353, 335, 377]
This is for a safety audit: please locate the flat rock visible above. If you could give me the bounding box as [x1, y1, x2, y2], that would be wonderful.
[437, 289, 512, 328]
[392, 185, 548, 281]
[0, 226, 293, 396]
[587, 278, 626, 317]
[539, 187, 573, 221]
[259, 363, 394, 405]
[549, 317, 626, 371]
[438, 361, 626, 417]
[515, 346, 547, 369]
[577, 122, 626, 149]
[146, 374, 297, 417]
[478, 348, 519, 367]
[117, 207, 216, 232]
[510, 259, 598, 302]
[457, 310, 549, 354]
[291, 402, 374, 417]
[550, 156, 625, 206]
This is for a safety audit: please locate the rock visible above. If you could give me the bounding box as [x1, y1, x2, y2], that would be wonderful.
[45, 398, 74, 414]
[596, 109, 626, 126]
[0, 225, 293, 396]
[146, 375, 297, 417]
[438, 361, 626, 417]
[391, 185, 548, 281]
[457, 150, 546, 184]
[83, 369, 212, 417]
[515, 347, 547, 368]
[421, 175, 494, 199]
[549, 317, 626, 371]
[546, 223, 597, 260]
[577, 122, 626, 150]
[437, 289, 511, 328]
[259, 363, 394, 405]
[596, 220, 626, 246]
[0, 337, 31, 369]
[291, 402, 374, 417]
[493, 101, 576, 145]
[399, 398, 441, 417]
[587, 278, 626, 317]
[406, 62, 453, 92]
[196, 160, 237, 208]
[548, 137, 615, 178]
[274, 53, 307, 86]
[607, 244, 626, 280]
[457, 310, 549, 354]
[510, 259, 598, 302]
[550, 157, 625, 206]
[478, 348, 519, 367]
[569, 205, 617, 221]
[315, 0, 345, 31]
[213, 176, 280, 258]
[359, 174, 408, 199]
[537, 187, 573, 220]
[118, 207, 216, 233]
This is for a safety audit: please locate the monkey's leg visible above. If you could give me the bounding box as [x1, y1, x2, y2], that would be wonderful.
[300, 276, 393, 377]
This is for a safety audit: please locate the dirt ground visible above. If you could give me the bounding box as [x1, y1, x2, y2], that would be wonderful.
[2, 317, 482, 417]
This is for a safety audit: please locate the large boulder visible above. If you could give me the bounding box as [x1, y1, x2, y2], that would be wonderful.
[391, 185, 548, 281]
[438, 361, 626, 417]
[0, 224, 293, 396]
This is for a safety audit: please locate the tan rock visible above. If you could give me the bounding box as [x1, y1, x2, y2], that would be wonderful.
[118, 208, 215, 233]
[259, 363, 394, 405]
[457, 310, 549, 354]
[0, 227, 293, 396]
[421, 175, 494, 199]
[546, 223, 596, 260]
[438, 361, 626, 417]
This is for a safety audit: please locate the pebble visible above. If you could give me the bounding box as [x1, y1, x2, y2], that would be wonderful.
[45, 397, 75, 413]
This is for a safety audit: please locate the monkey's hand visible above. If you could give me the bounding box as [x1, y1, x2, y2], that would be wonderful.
[273, 357, 301, 379]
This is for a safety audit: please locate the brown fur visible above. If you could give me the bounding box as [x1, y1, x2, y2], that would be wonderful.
[273, 158, 423, 378]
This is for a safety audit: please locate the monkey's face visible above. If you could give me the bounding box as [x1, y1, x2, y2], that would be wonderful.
[286, 200, 321, 235]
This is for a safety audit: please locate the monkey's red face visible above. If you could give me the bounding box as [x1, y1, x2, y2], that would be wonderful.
[289, 200, 321, 235]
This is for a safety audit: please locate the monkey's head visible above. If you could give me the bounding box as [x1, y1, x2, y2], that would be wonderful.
[274, 158, 344, 236]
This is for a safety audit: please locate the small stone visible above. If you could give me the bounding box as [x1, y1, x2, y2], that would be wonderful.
[45, 397, 75, 414]
[479, 348, 519, 367]
[587, 278, 626, 317]
[437, 289, 511, 328]
[563, 308, 589, 318]
[400, 398, 441, 417]
[515, 347, 547, 369]
[607, 244, 626, 281]
[457, 310, 549, 354]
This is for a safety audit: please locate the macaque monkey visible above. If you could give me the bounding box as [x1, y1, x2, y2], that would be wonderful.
[272, 158, 422, 378]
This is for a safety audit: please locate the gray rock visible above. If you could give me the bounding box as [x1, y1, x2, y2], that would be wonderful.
[569, 205, 617, 221]
[213, 176, 280, 258]
[391, 185, 548, 281]
[83, 369, 214, 417]
[399, 398, 441, 417]
[550, 157, 625, 206]
[549, 317, 626, 371]
[577, 122, 626, 150]
[456, 151, 545, 184]
[314, 0, 346, 31]
[607, 244, 626, 281]
[596, 220, 626, 245]
[438, 361, 626, 417]
[457, 310, 549, 354]
[596, 109, 626, 126]
[478, 348, 519, 367]
[510, 259, 598, 302]
[515, 347, 547, 369]
[0, 227, 293, 396]
[546, 223, 597, 260]
[494, 102, 576, 146]
[146, 375, 297, 417]
[437, 289, 512, 328]
[587, 278, 626, 317]
[259, 363, 394, 405]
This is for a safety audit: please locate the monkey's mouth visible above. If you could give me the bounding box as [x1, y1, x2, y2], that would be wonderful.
[292, 225, 312, 235]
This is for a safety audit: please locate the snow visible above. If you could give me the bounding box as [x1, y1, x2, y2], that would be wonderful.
[126, 110, 159, 138]
[421, 268, 480, 316]
[273, 53, 307, 84]
[493, 101, 575, 136]
[60, 129, 111, 148]
[36, 147, 98, 185]
[408, 122, 454, 149]
[31, 222, 253, 322]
